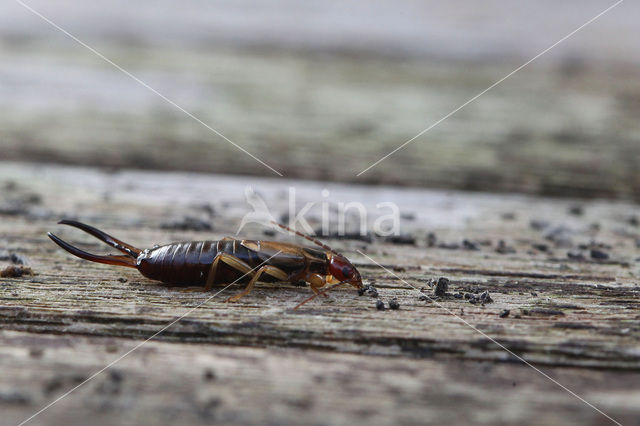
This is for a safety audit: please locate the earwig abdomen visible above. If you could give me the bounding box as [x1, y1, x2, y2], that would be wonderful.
[138, 241, 214, 285]
[136, 240, 294, 286]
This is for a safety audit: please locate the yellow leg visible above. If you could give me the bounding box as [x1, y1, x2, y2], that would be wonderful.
[308, 274, 328, 297]
[205, 252, 253, 291]
[226, 265, 289, 303]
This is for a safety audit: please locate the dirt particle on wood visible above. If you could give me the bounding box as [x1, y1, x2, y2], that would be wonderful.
[495, 240, 516, 254]
[161, 216, 212, 232]
[465, 290, 493, 305]
[567, 250, 584, 260]
[376, 300, 385, 310]
[522, 308, 565, 317]
[358, 284, 379, 298]
[382, 234, 416, 245]
[388, 298, 400, 310]
[0, 251, 28, 264]
[568, 205, 584, 216]
[532, 243, 548, 252]
[499, 309, 510, 318]
[437, 242, 460, 250]
[426, 232, 437, 247]
[590, 249, 609, 260]
[1, 265, 34, 278]
[203, 369, 217, 381]
[29, 347, 44, 358]
[463, 239, 479, 250]
[0, 391, 31, 405]
[434, 277, 449, 296]
[529, 219, 550, 231]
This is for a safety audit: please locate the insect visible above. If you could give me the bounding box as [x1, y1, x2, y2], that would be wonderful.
[48, 220, 363, 307]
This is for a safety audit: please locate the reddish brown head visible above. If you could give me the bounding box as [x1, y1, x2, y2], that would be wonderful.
[270, 221, 363, 291]
[329, 253, 363, 289]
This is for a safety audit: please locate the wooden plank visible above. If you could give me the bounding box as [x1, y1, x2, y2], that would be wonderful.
[2, 330, 639, 426]
[1, 1, 640, 198]
[0, 162, 639, 423]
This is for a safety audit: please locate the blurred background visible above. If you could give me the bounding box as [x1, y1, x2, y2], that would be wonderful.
[1, 0, 638, 199]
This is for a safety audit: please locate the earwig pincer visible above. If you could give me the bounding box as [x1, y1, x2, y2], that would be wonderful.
[48, 220, 363, 308]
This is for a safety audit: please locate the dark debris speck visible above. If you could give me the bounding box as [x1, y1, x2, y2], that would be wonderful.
[161, 216, 212, 232]
[532, 243, 548, 252]
[0, 251, 28, 264]
[10, 253, 28, 264]
[203, 369, 216, 381]
[479, 291, 493, 304]
[1, 265, 34, 278]
[499, 309, 510, 318]
[590, 249, 609, 260]
[529, 219, 550, 231]
[382, 234, 416, 245]
[434, 277, 449, 296]
[0, 391, 31, 405]
[464, 290, 493, 305]
[388, 298, 400, 310]
[567, 250, 584, 260]
[358, 284, 379, 298]
[495, 240, 516, 254]
[376, 300, 385, 310]
[568, 205, 584, 216]
[501, 212, 516, 221]
[437, 242, 460, 250]
[462, 239, 479, 250]
[426, 232, 437, 247]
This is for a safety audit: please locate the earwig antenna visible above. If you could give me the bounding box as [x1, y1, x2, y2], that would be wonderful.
[293, 279, 350, 310]
[271, 221, 339, 256]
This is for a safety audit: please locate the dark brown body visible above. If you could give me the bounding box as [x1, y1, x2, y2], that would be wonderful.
[137, 240, 328, 286]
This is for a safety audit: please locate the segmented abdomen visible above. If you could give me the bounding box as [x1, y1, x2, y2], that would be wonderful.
[136, 240, 285, 286]
[136, 241, 220, 285]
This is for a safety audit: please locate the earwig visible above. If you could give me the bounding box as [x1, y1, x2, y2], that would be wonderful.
[48, 220, 363, 307]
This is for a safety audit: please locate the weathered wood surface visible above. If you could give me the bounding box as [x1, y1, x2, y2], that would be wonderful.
[1, 1, 640, 199]
[1, 161, 639, 425]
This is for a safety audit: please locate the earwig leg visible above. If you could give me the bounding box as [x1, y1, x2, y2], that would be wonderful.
[309, 274, 329, 298]
[226, 265, 288, 303]
[204, 252, 253, 291]
[204, 252, 288, 301]
[310, 285, 329, 298]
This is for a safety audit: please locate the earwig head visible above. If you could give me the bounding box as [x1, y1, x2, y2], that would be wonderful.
[329, 253, 362, 289]
[271, 221, 363, 290]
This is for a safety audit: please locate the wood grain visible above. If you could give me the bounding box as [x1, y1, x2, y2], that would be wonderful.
[1, 0, 639, 199]
[1, 162, 639, 424]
